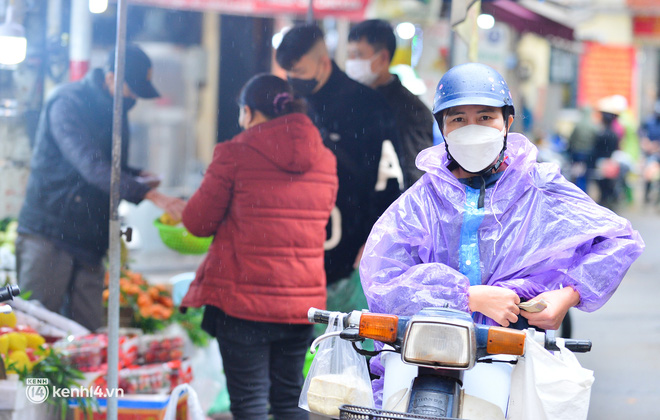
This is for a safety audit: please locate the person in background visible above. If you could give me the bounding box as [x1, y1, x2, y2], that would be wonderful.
[359, 63, 644, 407]
[611, 95, 639, 204]
[592, 97, 624, 209]
[567, 106, 597, 193]
[276, 24, 402, 314]
[640, 99, 660, 204]
[346, 19, 434, 189]
[180, 74, 338, 420]
[16, 44, 185, 331]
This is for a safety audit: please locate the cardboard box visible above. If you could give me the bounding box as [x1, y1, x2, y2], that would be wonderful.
[70, 393, 187, 420]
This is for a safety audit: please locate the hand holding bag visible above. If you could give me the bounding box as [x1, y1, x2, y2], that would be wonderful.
[507, 330, 594, 420]
[299, 312, 374, 418]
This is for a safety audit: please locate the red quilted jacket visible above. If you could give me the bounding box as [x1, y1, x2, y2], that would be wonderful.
[181, 113, 338, 324]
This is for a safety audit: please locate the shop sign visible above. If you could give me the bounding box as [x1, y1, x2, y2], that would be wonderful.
[577, 42, 635, 108]
[129, 0, 369, 19]
[633, 16, 660, 39]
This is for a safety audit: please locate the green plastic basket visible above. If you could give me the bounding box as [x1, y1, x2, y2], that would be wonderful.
[153, 219, 213, 255]
[303, 348, 315, 378]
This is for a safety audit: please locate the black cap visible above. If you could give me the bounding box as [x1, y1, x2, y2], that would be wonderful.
[106, 44, 159, 99]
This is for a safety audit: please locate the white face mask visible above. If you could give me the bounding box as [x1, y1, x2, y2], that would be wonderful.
[444, 124, 506, 173]
[345, 57, 379, 86]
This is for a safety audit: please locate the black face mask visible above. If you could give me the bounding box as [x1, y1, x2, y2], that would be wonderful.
[287, 76, 318, 96]
[123, 97, 137, 111]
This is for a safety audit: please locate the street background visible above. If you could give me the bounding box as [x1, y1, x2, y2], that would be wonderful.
[573, 203, 660, 420]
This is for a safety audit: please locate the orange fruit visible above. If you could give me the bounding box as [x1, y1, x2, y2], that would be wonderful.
[137, 293, 152, 308]
[130, 272, 145, 285]
[155, 284, 171, 293]
[139, 305, 152, 319]
[148, 287, 160, 300]
[124, 284, 140, 296]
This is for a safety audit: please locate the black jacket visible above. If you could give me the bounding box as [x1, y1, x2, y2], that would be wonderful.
[304, 62, 401, 284]
[377, 75, 434, 189]
[18, 69, 150, 263]
[591, 127, 619, 165]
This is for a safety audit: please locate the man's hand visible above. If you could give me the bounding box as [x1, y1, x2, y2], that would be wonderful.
[137, 171, 162, 189]
[520, 287, 580, 330]
[353, 244, 365, 269]
[145, 190, 186, 221]
[468, 285, 520, 327]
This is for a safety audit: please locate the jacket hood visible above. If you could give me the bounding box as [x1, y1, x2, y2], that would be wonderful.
[236, 113, 323, 173]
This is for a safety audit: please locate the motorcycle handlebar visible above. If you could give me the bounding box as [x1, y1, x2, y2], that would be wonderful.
[307, 307, 592, 354]
[308, 307, 333, 324]
[554, 339, 592, 353]
[0, 285, 20, 303]
[307, 308, 351, 328]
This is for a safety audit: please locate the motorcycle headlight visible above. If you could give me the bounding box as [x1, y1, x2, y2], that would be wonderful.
[402, 316, 476, 370]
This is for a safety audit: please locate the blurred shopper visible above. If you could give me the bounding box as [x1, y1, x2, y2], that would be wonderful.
[567, 106, 597, 192]
[276, 24, 401, 313]
[181, 74, 338, 420]
[611, 95, 639, 204]
[640, 100, 660, 204]
[347, 19, 434, 188]
[16, 44, 185, 331]
[592, 97, 623, 209]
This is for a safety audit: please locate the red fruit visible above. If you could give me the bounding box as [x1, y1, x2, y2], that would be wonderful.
[14, 326, 37, 334]
[0, 327, 14, 335]
[25, 348, 39, 362]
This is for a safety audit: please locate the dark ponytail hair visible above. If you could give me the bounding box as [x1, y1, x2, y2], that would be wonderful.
[239, 73, 306, 119]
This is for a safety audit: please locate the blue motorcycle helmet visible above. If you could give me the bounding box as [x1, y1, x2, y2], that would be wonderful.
[432, 62, 515, 119]
[433, 63, 515, 176]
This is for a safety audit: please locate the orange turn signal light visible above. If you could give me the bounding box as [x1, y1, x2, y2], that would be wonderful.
[487, 327, 525, 355]
[358, 313, 398, 343]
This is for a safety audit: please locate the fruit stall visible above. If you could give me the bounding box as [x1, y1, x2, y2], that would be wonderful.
[0, 218, 223, 420]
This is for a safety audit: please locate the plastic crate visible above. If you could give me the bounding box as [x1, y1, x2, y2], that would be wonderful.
[153, 219, 212, 255]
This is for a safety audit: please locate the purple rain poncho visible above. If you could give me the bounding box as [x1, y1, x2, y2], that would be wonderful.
[359, 133, 644, 407]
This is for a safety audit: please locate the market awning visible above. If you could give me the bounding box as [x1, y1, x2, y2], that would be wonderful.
[127, 0, 370, 20]
[627, 0, 660, 15]
[482, 0, 574, 41]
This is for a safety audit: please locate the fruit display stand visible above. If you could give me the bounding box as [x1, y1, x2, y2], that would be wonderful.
[56, 331, 194, 420]
[0, 304, 78, 420]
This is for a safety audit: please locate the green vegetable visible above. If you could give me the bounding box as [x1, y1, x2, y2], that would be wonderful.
[27, 347, 99, 420]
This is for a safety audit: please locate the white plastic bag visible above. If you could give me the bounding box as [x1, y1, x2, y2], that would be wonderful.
[163, 383, 206, 420]
[299, 313, 374, 418]
[507, 331, 594, 420]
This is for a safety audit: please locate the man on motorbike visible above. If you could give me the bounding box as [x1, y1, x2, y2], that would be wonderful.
[359, 62, 644, 407]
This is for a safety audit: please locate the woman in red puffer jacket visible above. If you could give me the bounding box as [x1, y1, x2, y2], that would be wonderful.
[181, 74, 337, 420]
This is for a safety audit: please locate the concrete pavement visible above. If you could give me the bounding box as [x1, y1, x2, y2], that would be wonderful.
[572, 204, 660, 419]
